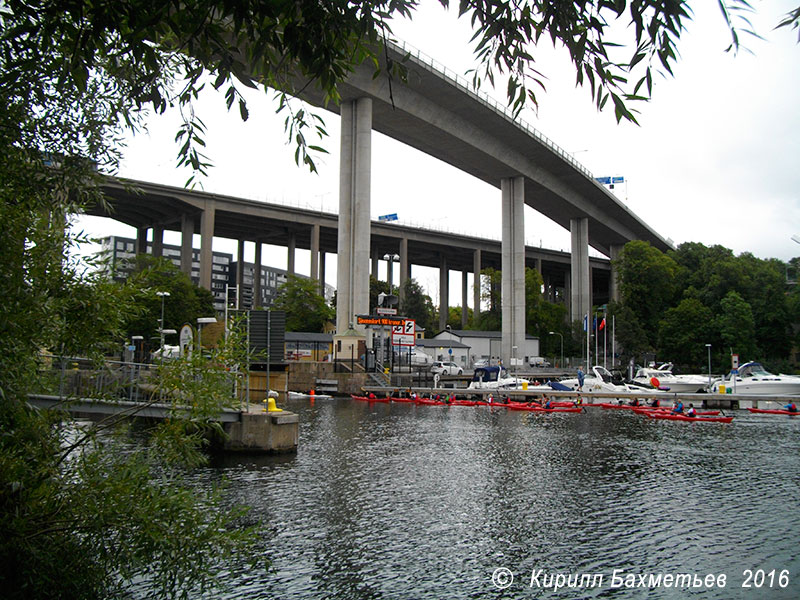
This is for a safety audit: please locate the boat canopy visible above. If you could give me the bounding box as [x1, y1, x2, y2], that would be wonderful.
[736, 362, 772, 378]
[472, 366, 502, 383]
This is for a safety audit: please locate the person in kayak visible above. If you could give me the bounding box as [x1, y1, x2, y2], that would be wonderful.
[630, 398, 640, 407]
[686, 403, 697, 418]
[368, 392, 376, 400]
[784, 402, 798, 413]
[671, 400, 684, 414]
[543, 396, 552, 409]
[649, 398, 660, 408]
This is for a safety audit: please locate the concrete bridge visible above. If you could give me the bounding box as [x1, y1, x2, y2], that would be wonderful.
[95, 177, 613, 322]
[93, 38, 671, 364]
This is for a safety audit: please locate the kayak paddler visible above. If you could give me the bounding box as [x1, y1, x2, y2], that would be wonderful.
[649, 398, 660, 408]
[686, 403, 697, 418]
[671, 400, 684, 415]
[784, 402, 798, 413]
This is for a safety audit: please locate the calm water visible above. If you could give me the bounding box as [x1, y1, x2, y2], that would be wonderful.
[203, 401, 799, 599]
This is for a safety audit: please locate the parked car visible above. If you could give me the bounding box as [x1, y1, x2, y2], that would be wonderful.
[431, 361, 463, 376]
[528, 356, 552, 368]
[472, 358, 489, 369]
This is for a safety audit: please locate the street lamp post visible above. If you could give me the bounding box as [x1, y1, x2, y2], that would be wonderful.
[549, 331, 564, 368]
[512, 345, 518, 376]
[382, 253, 400, 291]
[156, 291, 170, 350]
[706, 343, 712, 390]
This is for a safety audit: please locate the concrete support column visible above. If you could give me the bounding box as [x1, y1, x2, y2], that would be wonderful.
[287, 232, 296, 276]
[399, 237, 409, 306]
[501, 177, 526, 366]
[319, 252, 326, 297]
[570, 217, 591, 322]
[473, 249, 481, 325]
[199, 201, 215, 290]
[310, 224, 320, 281]
[439, 254, 448, 331]
[254, 242, 263, 308]
[152, 226, 163, 258]
[180, 214, 193, 276]
[136, 227, 148, 255]
[236, 239, 245, 309]
[336, 97, 372, 335]
[371, 245, 379, 279]
[461, 270, 469, 329]
[609, 243, 624, 303]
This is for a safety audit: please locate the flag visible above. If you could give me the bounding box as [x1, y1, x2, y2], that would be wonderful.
[593, 316, 597, 330]
[583, 315, 588, 331]
[599, 317, 606, 331]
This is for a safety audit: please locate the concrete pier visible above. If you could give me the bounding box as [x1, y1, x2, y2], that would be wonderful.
[224, 405, 299, 453]
[27, 394, 299, 454]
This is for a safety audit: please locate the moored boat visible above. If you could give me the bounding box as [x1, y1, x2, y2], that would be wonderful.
[710, 362, 800, 396]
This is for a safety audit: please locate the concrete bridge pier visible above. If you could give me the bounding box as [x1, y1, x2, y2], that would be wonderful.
[570, 217, 591, 323]
[501, 176, 526, 366]
[336, 97, 372, 339]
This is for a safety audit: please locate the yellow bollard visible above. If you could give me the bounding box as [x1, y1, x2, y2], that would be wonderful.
[267, 397, 283, 412]
[522, 381, 528, 390]
[718, 384, 726, 395]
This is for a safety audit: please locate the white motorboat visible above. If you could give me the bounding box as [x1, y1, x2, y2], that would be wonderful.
[709, 362, 800, 396]
[468, 366, 529, 390]
[287, 391, 333, 401]
[632, 364, 709, 393]
[554, 366, 637, 394]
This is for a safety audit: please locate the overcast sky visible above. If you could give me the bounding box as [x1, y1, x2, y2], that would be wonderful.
[78, 1, 800, 298]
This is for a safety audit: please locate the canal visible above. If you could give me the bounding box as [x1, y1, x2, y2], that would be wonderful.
[202, 400, 799, 599]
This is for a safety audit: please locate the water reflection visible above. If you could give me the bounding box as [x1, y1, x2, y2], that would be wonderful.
[198, 401, 799, 599]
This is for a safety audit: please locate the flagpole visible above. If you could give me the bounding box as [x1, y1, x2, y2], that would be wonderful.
[603, 312, 607, 369]
[594, 312, 598, 368]
[585, 312, 590, 372]
[612, 315, 616, 369]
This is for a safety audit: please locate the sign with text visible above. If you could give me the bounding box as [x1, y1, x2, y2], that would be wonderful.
[392, 319, 416, 346]
[357, 315, 406, 327]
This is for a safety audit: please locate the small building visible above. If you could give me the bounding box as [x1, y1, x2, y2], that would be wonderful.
[430, 329, 540, 368]
[414, 337, 471, 366]
[284, 332, 333, 362]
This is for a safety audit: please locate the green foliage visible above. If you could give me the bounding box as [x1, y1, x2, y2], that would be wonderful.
[400, 278, 436, 333]
[271, 275, 334, 332]
[120, 255, 216, 343]
[615, 240, 679, 349]
[614, 240, 799, 370]
[658, 298, 714, 368]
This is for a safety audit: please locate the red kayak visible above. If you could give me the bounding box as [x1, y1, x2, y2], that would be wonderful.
[645, 412, 733, 423]
[351, 394, 391, 403]
[632, 407, 721, 416]
[747, 408, 800, 416]
[507, 405, 583, 413]
[415, 397, 446, 406]
[450, 400, 479, 407]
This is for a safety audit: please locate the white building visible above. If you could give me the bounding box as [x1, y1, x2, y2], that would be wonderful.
[429, 329, 540, 369]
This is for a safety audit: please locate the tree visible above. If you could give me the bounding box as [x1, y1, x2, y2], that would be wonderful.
[615, 240, 679, 348]
[271, 275, 334, 332]
[716, 291, 757, 359]
[657, 298, 714, 370]
[121, 255, 216, 345]
[400, 278, 436, 334]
